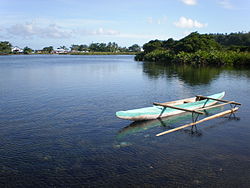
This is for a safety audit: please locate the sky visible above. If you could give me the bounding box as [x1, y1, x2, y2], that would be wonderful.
[0, 0, 249, 49]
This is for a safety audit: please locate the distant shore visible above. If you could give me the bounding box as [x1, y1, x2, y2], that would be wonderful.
[0, 41, 141, 56]
[0, 52, 136, 56]
[67, 52, 136, 55]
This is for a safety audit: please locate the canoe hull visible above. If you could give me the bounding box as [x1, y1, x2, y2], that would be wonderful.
[116, 92, 225, 121]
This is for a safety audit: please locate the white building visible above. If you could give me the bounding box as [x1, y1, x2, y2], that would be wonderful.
[53, 48, 69, 54]
[11, 46, 23, 53]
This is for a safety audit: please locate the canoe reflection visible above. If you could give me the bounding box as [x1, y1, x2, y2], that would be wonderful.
[117, 112, 200, 139]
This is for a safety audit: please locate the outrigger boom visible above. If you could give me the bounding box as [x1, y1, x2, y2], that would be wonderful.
[153, 102, 205, 115]
[155, 95, 241, 137]
[156, 107, 239, 136]
[196, 95, 241, 105]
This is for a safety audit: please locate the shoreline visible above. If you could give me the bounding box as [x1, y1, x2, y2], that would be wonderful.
[0, 52, 136, 56]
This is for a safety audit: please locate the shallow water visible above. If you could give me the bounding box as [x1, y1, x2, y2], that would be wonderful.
[0, 55, 250, 187]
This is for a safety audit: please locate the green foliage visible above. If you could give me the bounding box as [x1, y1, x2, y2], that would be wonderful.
[70, 42, 140, 53]
[128, 44, 141, 52]
[134, 52, 145, 61]
[143, 40, 163, 53]
[59, 46, 69, 50]
[42, 46, 53, 53]
[70, 44, 80, 51]
[210, 32, 250, 53]
[69, 52, 135, 55]
[211, 32, 250, 48]
[143, 49, 173, 62]
[162, 38, 176, 50]
[89, 43, 107, 52]
[135, 32, 250, 66]
[174, 51, 193, 64]
[0, 41, 12, 54]
[23, 46, 33, 54]
[173, 32, 221, 53]
[173, 50, 250, 66]
[107, 42, 119, 52]
[0, 41, 140, 55]
[227, 45, 250, 52]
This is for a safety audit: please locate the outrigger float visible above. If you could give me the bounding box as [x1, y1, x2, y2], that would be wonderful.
[116, 92, 241, 136]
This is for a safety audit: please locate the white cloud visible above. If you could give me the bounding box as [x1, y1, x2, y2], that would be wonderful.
[74, 27, 120, 36]
[90, 28, 120, 35]
[147, 17, 153, 24]
[1, 20, 167, 42]
[4, 22, 121, 39]
[52, 18, 116, 27]
[147, 16, 167, 25]
[181, 0, 197, 5]
[174, 17, 207, 28]
[7, 22, 72, 38]
[219, 0, 234, 9]
[77, 29, 162, 39]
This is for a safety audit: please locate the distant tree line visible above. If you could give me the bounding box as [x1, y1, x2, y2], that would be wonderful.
[135, 32, 250, 66]
[0, 41, 141, 55]
[210, 32, 250, 52]
[70, 42, 141, 52]
[40, 43, 141, 53]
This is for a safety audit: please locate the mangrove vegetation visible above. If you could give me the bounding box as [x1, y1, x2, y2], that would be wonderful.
[135, 32, 250, 66]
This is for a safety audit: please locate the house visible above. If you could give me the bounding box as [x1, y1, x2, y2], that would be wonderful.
[53, 48, 69, 54]
[11, 46, 23, 53]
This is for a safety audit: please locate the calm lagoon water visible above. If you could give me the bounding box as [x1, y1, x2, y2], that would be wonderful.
[0, 55, 250, 187]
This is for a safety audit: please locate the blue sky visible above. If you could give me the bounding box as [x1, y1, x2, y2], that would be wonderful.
[0, 0, 249, 49]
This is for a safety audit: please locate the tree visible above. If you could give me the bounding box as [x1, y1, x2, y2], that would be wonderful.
[173, 32, 221, 53]
[162, 38, 176, 50]
[42, 46, 54, 53]
[89, 43, 99, 52]
[210, 32, 250, 52]
[59, 46, 69, 50]
[107, 42, 119, 52]
[143, 40, 163, 53]
[89, 43, 108, 52]
[78, 44, 88, 52]
[119, 47, 129, 52]
[128, 44, 141, 52]
[98, 43, 107, 52]
[0, 41, 12, 54]
[23, 46, 33, 54]
[70, 44, 80, 51]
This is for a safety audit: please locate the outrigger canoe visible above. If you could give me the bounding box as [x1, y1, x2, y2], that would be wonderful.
[116, 92, 226, 121]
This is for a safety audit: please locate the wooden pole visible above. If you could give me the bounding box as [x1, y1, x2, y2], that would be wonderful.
[153, 102, 204, 115]
[196, 95, 241, 105]
[198, 101, 233, 111]
[156, 107, 239, 137]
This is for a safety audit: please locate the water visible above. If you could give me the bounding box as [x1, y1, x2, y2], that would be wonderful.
[0, 55, 250, 187]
